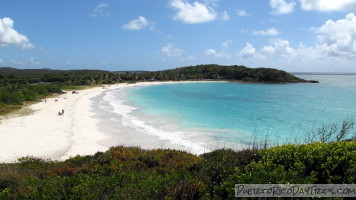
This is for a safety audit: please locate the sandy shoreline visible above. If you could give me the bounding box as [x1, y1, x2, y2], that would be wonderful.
[0, 81, 220, 163]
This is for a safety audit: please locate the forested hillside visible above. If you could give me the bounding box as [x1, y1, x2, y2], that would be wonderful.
[143, 64, 311, 83]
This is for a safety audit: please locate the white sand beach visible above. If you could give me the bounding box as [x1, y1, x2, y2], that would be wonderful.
[0, 85, 109, 163]
[0, 81, 217, 163]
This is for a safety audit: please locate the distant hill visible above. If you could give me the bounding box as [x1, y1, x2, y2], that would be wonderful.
[145, 64, 317, 83]
[114, 70, 150, 74]
[0, 67, 108, 74]
[0, 67, 57, 74]
[0, 67, 20, 73]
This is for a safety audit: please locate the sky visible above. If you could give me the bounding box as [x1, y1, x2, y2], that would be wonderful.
[0, 0, 356, 72]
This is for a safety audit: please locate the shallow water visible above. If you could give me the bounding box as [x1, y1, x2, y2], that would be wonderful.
[98, 76, 356, 153]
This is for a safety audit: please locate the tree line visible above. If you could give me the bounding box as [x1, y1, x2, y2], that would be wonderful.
[141, 64, 310, 83]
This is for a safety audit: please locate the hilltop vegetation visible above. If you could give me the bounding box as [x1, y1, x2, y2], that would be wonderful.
[0, 141, 354, 199]
[0, 67, 115, 85]
[144, 64, 309, 83]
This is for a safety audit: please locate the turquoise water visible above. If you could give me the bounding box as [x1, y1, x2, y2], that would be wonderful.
[127, 75, 356, 146]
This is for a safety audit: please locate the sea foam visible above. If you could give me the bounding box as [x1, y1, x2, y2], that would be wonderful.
[101, 87, 210, 154]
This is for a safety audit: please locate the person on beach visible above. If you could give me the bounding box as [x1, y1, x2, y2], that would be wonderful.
[58, 109, 64, 116]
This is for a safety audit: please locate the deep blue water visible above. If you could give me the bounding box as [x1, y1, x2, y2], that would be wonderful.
[127, 75, 356, 146]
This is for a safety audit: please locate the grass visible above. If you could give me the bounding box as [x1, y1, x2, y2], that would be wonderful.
[61, 84, 100, 91]
[0, 105, 23, 116]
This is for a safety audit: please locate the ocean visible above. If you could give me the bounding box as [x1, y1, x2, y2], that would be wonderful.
[97, 75, 356, 154]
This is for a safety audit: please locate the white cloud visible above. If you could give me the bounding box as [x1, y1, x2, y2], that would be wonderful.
[28, 57, 41, 65]
[0, 18, 34, 49]
[186, 55, 195, 60]
[204, 40, 232, 58]
[236, 9, 251, 16]
[170, 0, 217, 24]
[240, 43, 257, 59]
[259, 13, 356, 59]
[215, 53, 230, 58]
[122, 16, 153, 30]
[222, 40, 232, 49]
[204, 0, 219, 7]
[261, 46, 276, 54]
[253, 28, 280, 36]
[262, 39, 294, 55]
[204, 48, 230, 58]
[300, 0, 356, 12]
[0, 58, 3, 63]
[10, 57, 43, 67]
[161, 43, 183, 57]
[270, 0, 296, 14]
[91, 3, 110, 18]
[221, 11, 230, 20]
[240, 14, 356, 71]
[315, 13, 356, 57]
[204, 49, 216, 56]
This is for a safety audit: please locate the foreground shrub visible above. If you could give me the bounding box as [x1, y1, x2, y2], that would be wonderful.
[219, 141, 355, 199]
[0, 142, 354, 199]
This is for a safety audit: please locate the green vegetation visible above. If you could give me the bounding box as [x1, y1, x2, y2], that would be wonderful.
[0, 68, 117, 115]
[142, 64, 310, 83]
[0, 141, 354, 199]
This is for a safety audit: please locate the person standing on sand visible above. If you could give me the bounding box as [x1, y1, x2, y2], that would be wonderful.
[58, 109, 64, 116]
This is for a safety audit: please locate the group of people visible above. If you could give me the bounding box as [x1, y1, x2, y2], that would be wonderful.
[49, 92, 73, 116]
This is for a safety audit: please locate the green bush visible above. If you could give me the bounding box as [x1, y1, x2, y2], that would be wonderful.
[32, 85, 48, 95]
[218, 141, 355, 199]
[4, 92, 24, 105]
[44, 84, 62, 93]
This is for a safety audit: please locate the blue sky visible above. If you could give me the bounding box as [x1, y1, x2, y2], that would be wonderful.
[0, 0, 356, 72]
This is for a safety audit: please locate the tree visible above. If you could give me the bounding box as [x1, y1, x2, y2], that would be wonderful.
[304, 118, 356, 143]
